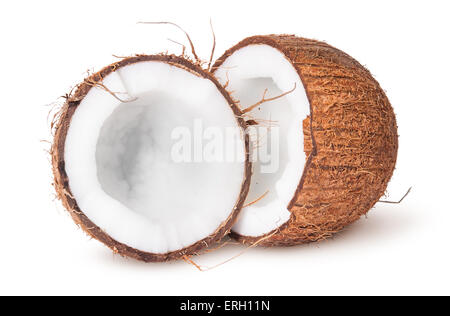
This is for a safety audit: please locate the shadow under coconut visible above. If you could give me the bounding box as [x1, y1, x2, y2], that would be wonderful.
[90, 246, 187, 270]
[89, 204, 421, 268]
[266, 203, 421, 255]
[334, 205, 418, 242]
[218, 204, 421, 260]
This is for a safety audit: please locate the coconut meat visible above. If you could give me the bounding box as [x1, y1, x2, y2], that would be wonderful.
[215, 44, 310, 237]
[64, 61, 246, 254]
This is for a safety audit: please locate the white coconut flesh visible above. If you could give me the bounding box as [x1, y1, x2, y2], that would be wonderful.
[215, 44, 310, 237]
[64, 61, 246, 254]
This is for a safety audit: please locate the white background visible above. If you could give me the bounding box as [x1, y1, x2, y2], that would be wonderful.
[0, 0, 449, 296]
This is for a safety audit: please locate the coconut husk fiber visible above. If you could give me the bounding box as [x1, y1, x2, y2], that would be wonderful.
[213, 35, 398, 246]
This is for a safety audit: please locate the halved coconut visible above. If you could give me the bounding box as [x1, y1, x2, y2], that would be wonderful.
[213, 35, 398, 245]
[52, 55, 251, 261]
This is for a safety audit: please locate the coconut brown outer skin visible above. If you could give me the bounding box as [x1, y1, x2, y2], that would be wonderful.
[51, 54, 251, 262]
[213, 35, 398, 246]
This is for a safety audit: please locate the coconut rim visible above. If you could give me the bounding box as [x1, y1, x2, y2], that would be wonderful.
[52, 54, 252, 262]
[212, 35, 317, 242]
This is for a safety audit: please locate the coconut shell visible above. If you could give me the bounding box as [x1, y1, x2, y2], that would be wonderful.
[213, 35, 398, 246]
[51, 54, 251, 261]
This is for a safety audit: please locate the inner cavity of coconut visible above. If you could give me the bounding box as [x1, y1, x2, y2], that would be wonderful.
[215, 44, 310, 237]
[64, 61, 246, 254]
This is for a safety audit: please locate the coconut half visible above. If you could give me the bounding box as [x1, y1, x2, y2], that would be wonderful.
[213, 35, 398, 245]
[52, 55, 251, 261]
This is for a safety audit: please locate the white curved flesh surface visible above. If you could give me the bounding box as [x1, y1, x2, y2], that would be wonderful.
[215, 44, 310, 237]
[65, 61, 246, 253]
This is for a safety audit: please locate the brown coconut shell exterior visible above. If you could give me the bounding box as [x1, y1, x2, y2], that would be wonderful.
[213, 35, 398, 246]
[51, 54, 251, 262]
